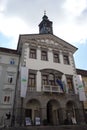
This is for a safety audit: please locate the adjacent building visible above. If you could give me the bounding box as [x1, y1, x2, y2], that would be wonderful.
[14, 14, 85, 126]
[76, 69, 87, 123]
[0, 48, 19, 125]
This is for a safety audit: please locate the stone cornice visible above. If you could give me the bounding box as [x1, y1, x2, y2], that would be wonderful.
[18, 34, 78, 54]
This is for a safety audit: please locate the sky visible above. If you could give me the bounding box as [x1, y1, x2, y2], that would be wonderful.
[0, 0, 87, 70]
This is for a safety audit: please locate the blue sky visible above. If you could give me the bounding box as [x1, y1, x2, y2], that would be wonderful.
[0, 0, 87, 70]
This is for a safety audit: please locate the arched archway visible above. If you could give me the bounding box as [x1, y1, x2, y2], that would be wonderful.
[66, 100, 78, 124]
[25, 99, 41, 124]
[47, 99, 61, 125]
[66, 101, 76, 116]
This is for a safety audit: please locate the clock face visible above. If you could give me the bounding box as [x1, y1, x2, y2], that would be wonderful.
[46, 27, 51, 33]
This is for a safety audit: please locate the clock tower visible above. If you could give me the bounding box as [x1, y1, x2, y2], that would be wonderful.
[39, 12, 53, 34]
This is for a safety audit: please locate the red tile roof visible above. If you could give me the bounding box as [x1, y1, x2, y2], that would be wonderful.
[0, 47, 18, 55]
[76, 69, 87, 76]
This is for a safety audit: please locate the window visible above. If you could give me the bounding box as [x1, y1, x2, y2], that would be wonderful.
[53, 53, 60, 63]
[83, 80, 87, 87]
[3, 91, 11, 104]
[67, 77, 74, 92]
[63, 55, 69, 64]
[29, 48, 36, 59]
[0, 56, 1, 62]
[41, 50, 48, 61]
[42, 75, 48, 85]
[28, 73, 36, 87]
[6, 72, 14, 84]
[42, 74, 56, 85]
[85, 93, 87, 99]
[8, 75, 13, 84]
[10, 58, 15, 64]
[4, 96, 10, 102]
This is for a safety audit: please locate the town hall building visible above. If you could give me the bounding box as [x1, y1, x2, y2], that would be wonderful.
[14, 13, 85, 126]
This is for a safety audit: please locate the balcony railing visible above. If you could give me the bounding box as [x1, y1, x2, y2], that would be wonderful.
[42, 85, 63, 93]
[28, 87, 36, 91]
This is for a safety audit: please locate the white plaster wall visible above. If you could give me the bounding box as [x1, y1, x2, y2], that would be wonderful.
[24, 45, 76, 92]
[0, 54, 19, 65]
[7, 67, 17, 72]
[0, 53, 19, 113]
[26, 47, 74, 75]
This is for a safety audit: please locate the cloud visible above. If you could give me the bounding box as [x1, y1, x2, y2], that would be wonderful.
[0, 0, 87, 49]
[63, 0, 87, 17]
[4, 0, 66, 25]
[54, 0, 87, 44]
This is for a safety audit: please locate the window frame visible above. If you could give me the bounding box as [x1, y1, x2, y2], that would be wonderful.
[28, 73, 36, 87]
[66, 76, 74, 92]
[41, 50, 48, 61]
[49, 73, 55, 85]
[8, 75, 13, 84]
[53, 52, 60, 63]
[6, 72, 14, 84]
[10, 58, 15, 65]
[3, 91, 11, 104]
[0, 56, 1, 62]
[42, 74, 48, 85]
[4, 96, 10, 102]
[63, 55, 70, 65]
[29, 48, 37, 59]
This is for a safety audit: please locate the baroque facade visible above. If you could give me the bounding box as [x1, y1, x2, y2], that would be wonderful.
[14, 14, 85, 126]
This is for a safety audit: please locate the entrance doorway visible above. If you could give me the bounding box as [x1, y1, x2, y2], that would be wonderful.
[25, 109, 32, 119]
[66, 101, 78, 124]
[47, 100, 60, 125]
[25, 99, 41, 124]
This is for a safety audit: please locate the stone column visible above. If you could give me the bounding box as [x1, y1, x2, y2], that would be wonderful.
[40, 104, 47, 125]
[60, 101, 66, 124]
[77, 102, 86, 124]
[36, 71, 41, 92]
[59, 50, 63, 64]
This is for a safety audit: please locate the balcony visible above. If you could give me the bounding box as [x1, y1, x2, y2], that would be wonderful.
[42, 85, 63, 93]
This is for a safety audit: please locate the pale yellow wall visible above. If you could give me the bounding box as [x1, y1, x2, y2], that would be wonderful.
[82, 76, 87, 109]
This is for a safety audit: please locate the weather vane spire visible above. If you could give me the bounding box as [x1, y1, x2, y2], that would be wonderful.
[44, 10, 46, 15]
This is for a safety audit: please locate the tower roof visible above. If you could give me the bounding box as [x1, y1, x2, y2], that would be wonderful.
[39, 13, 53, 34]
